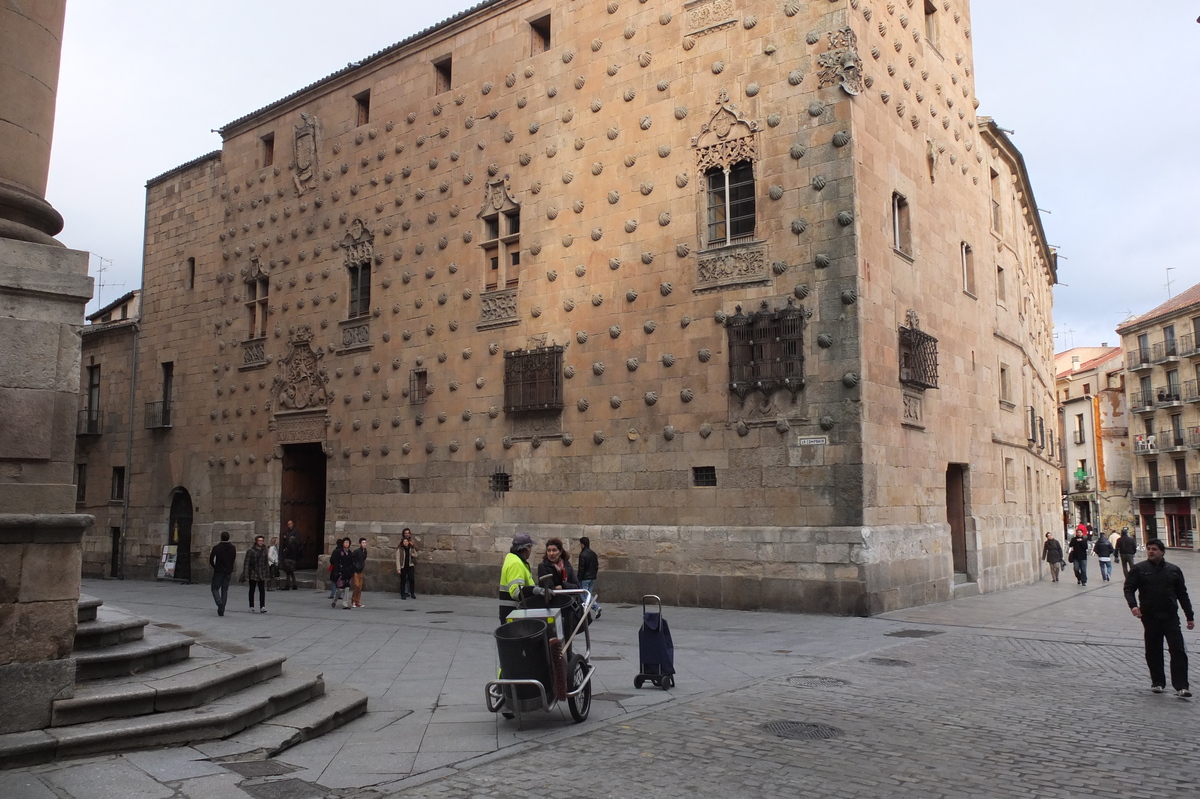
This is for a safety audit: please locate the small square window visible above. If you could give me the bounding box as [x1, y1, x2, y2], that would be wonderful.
[354, 90, 370, 126]
[530, 14, 551, 55]
[490, 471, 511, 493]
[692, 466, 717, 487]
[434, 56, 452, 94]
[399, 478, 411, 494]
[261, 132, 275, 167]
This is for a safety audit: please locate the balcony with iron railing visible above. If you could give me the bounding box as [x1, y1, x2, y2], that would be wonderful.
[1184, 380, 1200, 403]
[1188, 427, 1200, 448]
[1160, 475, 1187, 496]
[1152, 340, 1180, 364]
[1134, 436, 1158, 454]
[1130, 390, 1156, 413]
[1072, 429, 1085, 445]
[1127, 348, 1153, 371]
[1181, 333, 1198, 358]
[1160, 432, 1188, 452]
[145, 401, 173, 430]
[1135, 476, 1160, 496]
[1189, 474, 1200, 493]
[1155, 385, 1183, 407]
[76, 409, 103, 437]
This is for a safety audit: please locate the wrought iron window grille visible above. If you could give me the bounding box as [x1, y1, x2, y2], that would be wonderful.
[503, 345, 564, 413]
[898, 313, 938, 390]
[725, 298, 805, 400]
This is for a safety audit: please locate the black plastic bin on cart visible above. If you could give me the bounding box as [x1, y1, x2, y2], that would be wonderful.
[494, 618, 552, 702]
[634, 594, 675, 690]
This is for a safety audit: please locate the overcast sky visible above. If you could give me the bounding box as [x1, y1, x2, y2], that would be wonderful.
[46, 1, 1200, 349]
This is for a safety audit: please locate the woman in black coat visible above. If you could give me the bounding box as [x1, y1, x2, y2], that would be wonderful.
[536, 537, 579, 589]
[330, 537, 354, 608]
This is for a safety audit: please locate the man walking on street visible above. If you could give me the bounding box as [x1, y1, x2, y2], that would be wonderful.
[1124, 538, 1194, 697]
[209, 531, 236, 616]
[350, 538, 368, 608]
[1117, 527, 1138, 577]
[281, 520, 302, 590]
[577, 536, 601, 619]
[241, 535, 270, 613]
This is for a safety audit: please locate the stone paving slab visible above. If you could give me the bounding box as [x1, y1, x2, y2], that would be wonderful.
[5, 555, 1197, 798]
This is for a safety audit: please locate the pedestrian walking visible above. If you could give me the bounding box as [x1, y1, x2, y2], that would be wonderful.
[1067, 528, 1090, 586]
[1041, 532, 1064, 583]
[330, 537, 354, 608]
[1117, 527, 1138, 577]
[209, 531, 236, 616]
[1123, 538, 1194, 697]
[1093, 534, 1115, 582]
[350, 538, 368, 608]
[396, 528, 417, 599]
[577, 536, 601, 618]
[241, 535, 269, 613]
[537, 537, 578, 589]
[327, 539, 345, 599]
[282, 521, 302, 590]
[267, 537, 280, 591]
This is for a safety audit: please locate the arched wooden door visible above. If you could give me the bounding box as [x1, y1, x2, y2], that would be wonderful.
[168, 488, 194, 581]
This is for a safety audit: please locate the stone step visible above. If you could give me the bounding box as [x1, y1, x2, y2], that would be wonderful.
[51, 649, 287, 727]
[951, 580, 980, 599]
[0, 669, 326, 769]
[72, 626, 194, 681]
[211, 684, 369, 760]
[77, 595, 102, 624]
[72, 606, 148, 650]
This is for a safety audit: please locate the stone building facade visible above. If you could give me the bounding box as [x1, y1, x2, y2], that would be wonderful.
[1054, 346, 1133, 538]
[77, 0, 1059, 614]
[1116, 282, 1200, 550]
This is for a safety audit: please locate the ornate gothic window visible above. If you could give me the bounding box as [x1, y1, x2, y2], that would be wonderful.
[692, 91, 760, 252]
[478, 177, 521, 330]
[899, 310, 939, 390]
[245, 258, 269, 340]
[726, 299, 805, 400]
[503, 346, 564, 413]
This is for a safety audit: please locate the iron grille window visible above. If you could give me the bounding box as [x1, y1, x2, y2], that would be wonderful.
[726, 300, 805, 399]
[490, 471, 511, 493]
[409, 369, 427, 405]
[504, 346, 564, 412]
[692, 466, 717, 487]
[348, 262, 371, 318]
[899, 326, 938, 390]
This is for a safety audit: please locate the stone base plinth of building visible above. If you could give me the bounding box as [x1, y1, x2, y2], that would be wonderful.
[0, 513, 90, 734]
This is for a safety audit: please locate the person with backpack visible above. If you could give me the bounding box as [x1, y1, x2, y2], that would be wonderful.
[1093, 532, 1116, 582]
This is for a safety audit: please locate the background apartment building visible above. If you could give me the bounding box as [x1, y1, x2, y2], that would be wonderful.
[1054, 346, 1132, 537]
[1117, 282, 1200, 549]
[76, 0, 1060, 613]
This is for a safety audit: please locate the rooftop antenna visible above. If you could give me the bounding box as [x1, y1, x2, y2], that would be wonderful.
[1166, 267, 1176, 299]
[92, 254, 125, 309]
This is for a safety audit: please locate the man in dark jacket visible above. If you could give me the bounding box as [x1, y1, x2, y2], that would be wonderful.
[1093, 534, 1115, 582]
[576, 536, 601, 619]
[209, 532, 236, 616]
[282, 520, 302, 590]
[1124, 538, 1194, 697]
[1116, 528, 1138, 577]
[241, 535, 270, 613]
[1067, 530, 1090, 586]
[349, 538, 368, 609]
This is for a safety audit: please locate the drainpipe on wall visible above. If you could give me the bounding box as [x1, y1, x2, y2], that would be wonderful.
[118, 320, 139, 579]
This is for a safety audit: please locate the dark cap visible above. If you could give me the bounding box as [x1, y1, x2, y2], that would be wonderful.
[512, 533, 535, 549]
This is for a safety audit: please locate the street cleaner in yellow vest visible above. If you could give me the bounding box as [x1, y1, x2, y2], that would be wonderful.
[498, 533, 553, 622]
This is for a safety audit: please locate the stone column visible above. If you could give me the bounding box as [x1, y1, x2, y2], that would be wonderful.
[0, 0, 95, 734]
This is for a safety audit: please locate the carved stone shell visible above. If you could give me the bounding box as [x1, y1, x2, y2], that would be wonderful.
[578, 331, 589, 344]
[815, 253, 832, 268]
[682, 37, 696, 50]
[609, 257, 620, 270]
[643, 392, 658, 406]
[812, 175, 828, 191]
[790, 144, 807, 160]
[489, 342, 500, 355]
[791, 219, 808, 236]
[769, 185, 785, 201]
[609, 325, 622, 338]
[593, 362, 605, 376]
[547, 206, 559, 220]
[698, 349, 712, 363]
[773, 261, 789, 275]
[643, 320, 657, 334]
[624, 88, 637, 102]
[626, 289, 638, 302]
[590, 99, 602, 113]
[562, 50, 574, 63]
[639, 51, 652, 67]
[842, 372, 861, 387]
[680, 388, 694, 403]
[676, 243, 690, 257]
[841, 289, 859, 305]
[577, 398, 590, 412]
[712, 60, 725, 74]
[575, 264, 587, 277]
[788, 70, 804, 86]
[591, 228, 603, 241]
[661, 353, 676, 367]
[593, 431, 605, 445]
[817, 333, 834, 348]
[746, 83, 760, 97]
[475, 438, 486, 451]
[564, 298, 575, 312]
[676, 173, 689, 188]
[837, 211, 854, 226]
[626, 358, 639, 372]
[639, 116, 652, 130]
[591, 38, 603, 51]
[775, 419, 791, 434]
[502, 436, 513, 449]
[795, 284, 811, 299]
[832, 130, 852, 147]
[609, 396, 623, 409]
[736, 421, 750, 437]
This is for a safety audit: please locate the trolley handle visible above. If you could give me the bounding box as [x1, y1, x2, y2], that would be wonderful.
[642, 594, 662, 617]
[551, 588, 594, 654]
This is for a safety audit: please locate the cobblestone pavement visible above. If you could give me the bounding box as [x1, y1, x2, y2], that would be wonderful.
[5, 551, 1197, 798]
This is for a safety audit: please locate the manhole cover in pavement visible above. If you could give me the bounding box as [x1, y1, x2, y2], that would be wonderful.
[1013, 659, 1062, 669]
[239, 778, 325, 799]
[863, 657, 913, 667]
[592, 692, 634, 702]
[886, 629, 943, 638]
[787, 676, 849, 688]
[221, 761, 297, 778]
[425, 610, 454, 614]
[760, 721, 842, 740]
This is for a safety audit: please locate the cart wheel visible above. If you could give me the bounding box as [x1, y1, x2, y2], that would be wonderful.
[634, 676, 644, 689]
[568, 654, 591, 722]
[663, 676, 674, 690]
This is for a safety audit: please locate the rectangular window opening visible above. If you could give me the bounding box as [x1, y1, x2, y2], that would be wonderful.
[410, 369, 428, 405]
[989, 169, 1002, 232]
[704, 161, 757, 248]
[354, 90, 371, 126]
[76, 464, 87, 504]
[892, 192, 912, 257]
[261, 132, 275, 167]
[530, 14, 552, 55]
[490, 471, 511, 493]
[961, 242, 975, 297]
[111, 466, 125, 502]
[186, 257, 196, 290]
[349, 262, 371, 318]
[995, 264, 1005, 304]
[434, 57, 453, 94]
[923, 0, 938, 49]
[399, 478, 411, 494]
[692, 466, 717, 487]
[504, 346, 564, 413]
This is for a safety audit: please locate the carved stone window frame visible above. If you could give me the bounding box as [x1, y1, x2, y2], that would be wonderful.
[691, 91, 761, 254]
[478, 175, 521, 293]
[341, 217, 374, 327]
